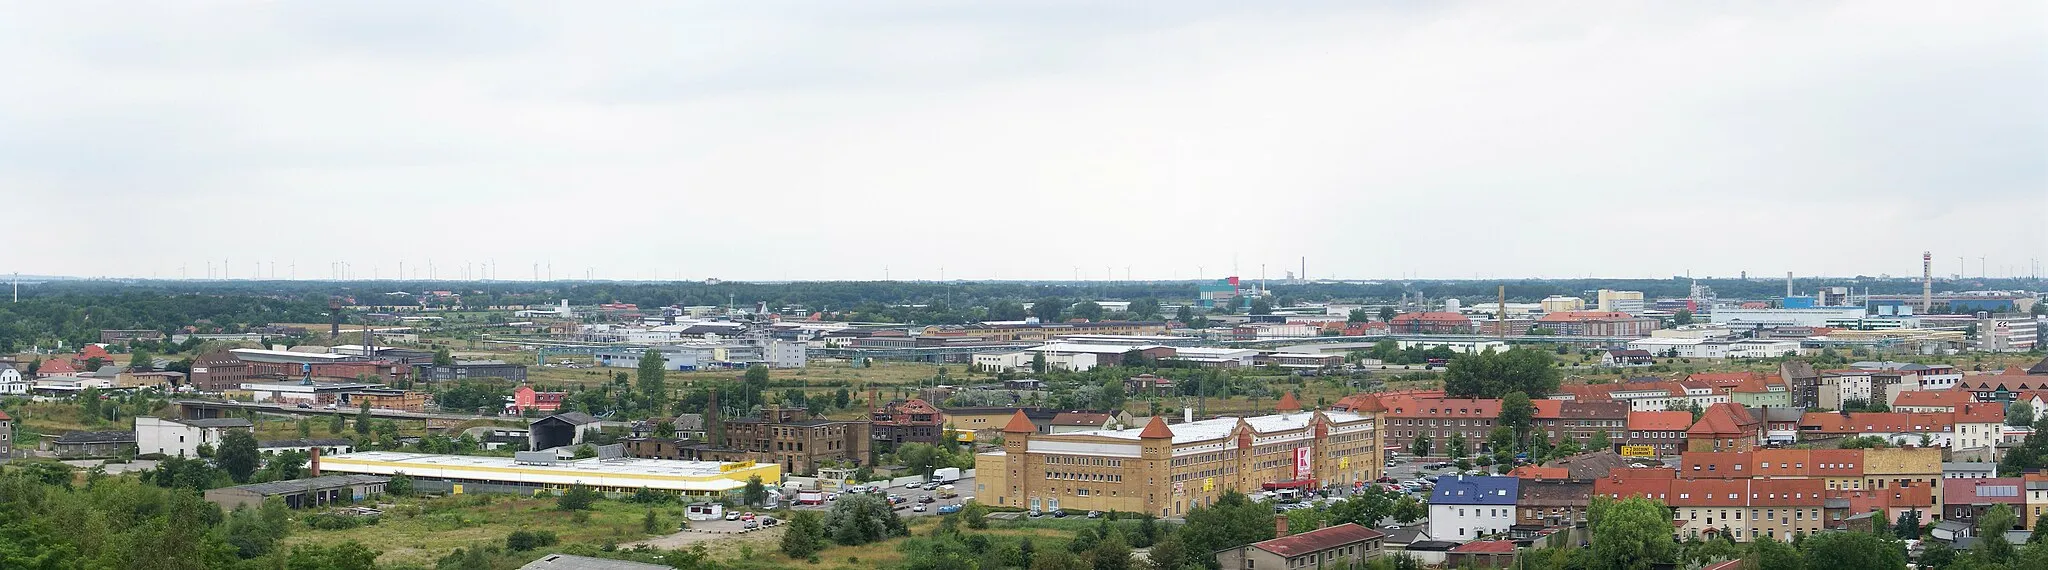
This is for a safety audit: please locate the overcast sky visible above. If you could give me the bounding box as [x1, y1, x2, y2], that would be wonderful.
[3, 1, 2044, 282]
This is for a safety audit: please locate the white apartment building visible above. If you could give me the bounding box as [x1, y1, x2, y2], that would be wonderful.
[1427, 476, 1518, 540]
[1817, 373, 1874, 410]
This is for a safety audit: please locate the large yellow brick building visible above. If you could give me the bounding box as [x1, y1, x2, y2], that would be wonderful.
[975, 398, 1380, 517]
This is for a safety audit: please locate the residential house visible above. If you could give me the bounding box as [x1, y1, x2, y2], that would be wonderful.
[1534, 401, 1628, 449]
[1214, 522, 1384, 570]
[1427, 475, 1519, 540]
[1382, 397, 1503, 454]
[0, 365, 28, 395]
[1756, 407, 1804, 446]
[1946, 462, 1999, 479]
[0, 410, 12, 458]
[1951, 402, 2007, 455]
[1817, 371, 1876, 410]
[1124, 374, 1176, 397]
[1624, 411, 1693, 457]
[1798, 412, 1955, 447]
[1826, 483, 1935, 531]
[1893, 389, 1974, 413]
[1687, 403, 1762, 453]
[1782, 361, 1822, 410]
[1943, 478, 2029, 530]
[1515, 478, 1594, 533]
[1445, 541, 1519, 569]
[720, 405, 871, 475]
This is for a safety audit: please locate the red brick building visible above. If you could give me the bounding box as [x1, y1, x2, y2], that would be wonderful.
[1534, 311, 1661, 337]
[1388, 312, 1475, 334]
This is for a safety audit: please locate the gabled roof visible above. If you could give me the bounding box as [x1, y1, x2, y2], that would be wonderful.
[1383, 397, 1501, 419]
[2027, 354, 2048, 376]
[1687, 403, 1759, 437]
[1943, 478, 2026, 505]
[1246, 523, 1384, 557]
[1800, 412, 1953, 434]
[1429, 475, 1518, 505]
[537, 412, 599, 426]
[1953, 402, 2006, 424]
[1001, 410, 1038, 434]
[1448, 540, 1517, 553]
[1049, 412, 1111, 426]
[38, 359, 77, 375]
[1508, 466, 1569, 480]
[1891, 389, 1972, 409]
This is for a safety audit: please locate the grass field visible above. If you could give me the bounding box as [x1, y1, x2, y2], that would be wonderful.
[285, 494, 680, 566]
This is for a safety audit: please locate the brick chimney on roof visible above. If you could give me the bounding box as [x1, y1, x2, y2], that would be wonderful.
[1275, 513, 1289, 537]
[309, 446, 321, 477]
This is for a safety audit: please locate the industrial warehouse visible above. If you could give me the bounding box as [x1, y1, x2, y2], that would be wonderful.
[313, 450, 781, 497]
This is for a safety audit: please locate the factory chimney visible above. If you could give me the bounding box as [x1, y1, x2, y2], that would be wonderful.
[1785, 272, 1794, 298]
[1922, 251, 1934, 314]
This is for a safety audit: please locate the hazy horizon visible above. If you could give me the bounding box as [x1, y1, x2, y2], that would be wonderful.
[4, 2, 2044, 280]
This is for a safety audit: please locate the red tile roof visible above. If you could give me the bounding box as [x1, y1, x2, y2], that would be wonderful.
[1250, 523, 1384, 557]
[1138, 416, 1173, 439]
[1449, 540, 1518, 553]
[1686, 372, 1763, 387]
[1276, 392, 1301, 412]
[1390, 312, 1472, 324]
[1799, 412, 1953, 434]
[1686, 403, 1760, 437]
[1002, 410, 1037, 434]
[38, 358, 76, 375]
[1953, 402, 2006, 424]
[1383, 397, 1502, 419]
[1530, 399, 1564, 419]
[78, 345, 112, 362]
[1891, 389, 1972, 409]
[1669, 479, 1750, 506]
[1628, 411, 1693, 431]
[1829, 482, 1934, 512]
[1747, 478, 1826, 506]
[1594, 468, 1676, 501]
[1680, 452, 1752, 478]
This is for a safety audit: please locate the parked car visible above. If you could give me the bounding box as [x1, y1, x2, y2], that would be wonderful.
[912, 504, 927, 513]
[918, 495, 936, 504]
[761, 517, 779, 526]
[741, 512, 756, 521]
[724, 512, 741, 521]
[743, 521, 759, 530]
[1086, 511, 1102, 519]
[937, 504, 962, 514]
[1050, 509, 1068, 518]
[1028, 509, 1043, 518]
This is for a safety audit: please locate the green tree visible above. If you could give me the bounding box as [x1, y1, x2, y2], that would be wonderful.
[1588, 498, 1677, 570]
[1031, 298, 1066, 322]
[433, 346, 455, 367]
[328, 412, 346, 435]
[1443, 347, 1563, 398]
[222, 498, 291, 558]
[1410, 434, 1433, 457]
[129, 348, 154, 371]
[1072, 301, 1105, 321]
[1032, 352, 1047, 374]
[1089, 531, 1133, 570]
[284, 541, 382, 570]
[387, 473, 413, 496]
[1672, 309, 1694, 326]
[1895, 510, 1921, 540]
[1031, 550, 1085, 570]
[1744, 534, 1801, 570]
[1798, 531, 1905, 570]
[217, 429, 261, 483]
[743, 475, 767, 506]
[1918, 543, 1957, 570]
[822, 493, 906, 546]
[638, 349, 669, 413]
[1098, 377, 1127, 411]
[642, 509, 661, 533]
[296, 418, 312, 439]
[1391, 494, 1426, 524]
[1331, 487, 1400, 527]
[1130, 298, 1161, 320]
[354, 401, 372, 434]
[1347, 308, 1370, 323]
[1178, 491, 1273, 556]
[963, 501, 989, 530]
[1500, 391, 1535, 450]
[1447, 433, 1468, 459]
[1175, 305, 1194, 324]
[1378, 307, 1397, 322]
[2009, 401, 2035, 427]
[556, 484, 600, 511]
[1147, 533, 1189, 570]
[1589, 429, 1612, 453]
[505, 530, 559, 551]
[781, 510, 827, 559]
[1249, 299, 1273, 315]
[1975, 504, 2018, 563]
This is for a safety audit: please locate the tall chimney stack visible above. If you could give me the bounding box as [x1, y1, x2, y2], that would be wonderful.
[1922, 251, 1934, 314]
[309, 446, 321, 477]
[1785, 272, 1794, 298]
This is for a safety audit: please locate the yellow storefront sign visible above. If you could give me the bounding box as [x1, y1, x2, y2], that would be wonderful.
[1202, 478, 1214, 492]
[720, 461, 757, 472]
[1620, 445, 1655, 458]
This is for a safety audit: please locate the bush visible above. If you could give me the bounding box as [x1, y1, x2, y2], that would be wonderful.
[303, 513, 372, 530]
[506, 530, 560, 551]
[557, 484, 601, 511]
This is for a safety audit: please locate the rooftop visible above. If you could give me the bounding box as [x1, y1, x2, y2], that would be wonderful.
[1248, 523, 1385, 557]
[219, 474, 389, 496]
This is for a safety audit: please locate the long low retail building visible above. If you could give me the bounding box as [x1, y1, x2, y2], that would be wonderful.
[314, 451, 781, 498]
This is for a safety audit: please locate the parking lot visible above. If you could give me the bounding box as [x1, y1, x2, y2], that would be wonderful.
[781, 476, 977, 519]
